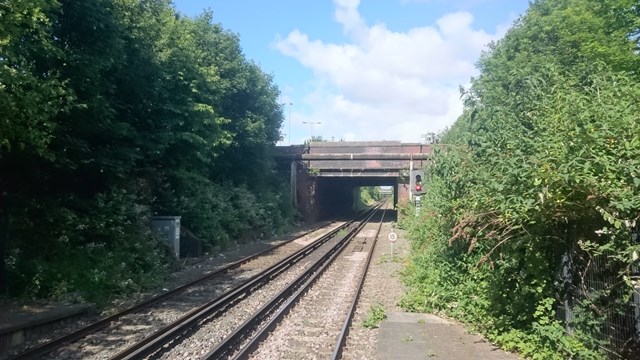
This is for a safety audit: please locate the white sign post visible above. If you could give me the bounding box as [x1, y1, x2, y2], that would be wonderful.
[388, 231, 397, 258]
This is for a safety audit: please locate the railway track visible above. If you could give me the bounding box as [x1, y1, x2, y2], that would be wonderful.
[141, 204, 387, 360]
[7, 221, 350, 360]
[9, 205, 386, 360]
[223, 205, 388, 359]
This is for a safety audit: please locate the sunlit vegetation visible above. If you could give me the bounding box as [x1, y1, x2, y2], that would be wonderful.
[0, 0, 293, 304]
[362, 302, 387, 329]
[358, 187, 381, 207]
[400, 0, 640, 358]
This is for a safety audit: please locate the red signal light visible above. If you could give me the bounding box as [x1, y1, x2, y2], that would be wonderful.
[414, 173, 423, 193]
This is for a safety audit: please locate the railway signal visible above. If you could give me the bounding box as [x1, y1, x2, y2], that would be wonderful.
[410, 169, 425, 196]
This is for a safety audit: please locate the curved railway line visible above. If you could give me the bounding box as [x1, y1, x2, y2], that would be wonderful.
[198, 205, 386, 360]
[7, 222, 347, 360]
[8, 204, 389, 360]
[226, 205, 388, 360]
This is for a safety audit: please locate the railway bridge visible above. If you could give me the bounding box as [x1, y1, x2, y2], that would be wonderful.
[275, 141, 432, 221]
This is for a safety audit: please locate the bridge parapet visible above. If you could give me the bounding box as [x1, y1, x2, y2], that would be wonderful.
[275, 141, 431, 176]
[308, 141, 431, 154]
[273, 141, 432, 220]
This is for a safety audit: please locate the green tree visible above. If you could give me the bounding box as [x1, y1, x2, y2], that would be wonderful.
[1, 0, 292, 302]
[0, 0, 69, 157]
[402, 0, 640, 358]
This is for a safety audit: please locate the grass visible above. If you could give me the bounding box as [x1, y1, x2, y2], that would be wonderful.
[363, 302, 387, 329]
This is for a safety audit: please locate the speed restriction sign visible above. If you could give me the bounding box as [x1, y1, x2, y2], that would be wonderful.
[387, 231, 397, 242]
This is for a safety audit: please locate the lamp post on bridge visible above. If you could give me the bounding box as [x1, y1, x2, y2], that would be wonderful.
[302, 121, 321, 141]
[281, 102, 293, 145]
[421, 132, 436, 144]
[287, 102, 292, 145]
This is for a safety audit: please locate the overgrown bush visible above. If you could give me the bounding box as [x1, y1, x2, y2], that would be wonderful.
[0, 0, 292, 303]
[357, 186, 381, 208]
[401, 0, 640, 358]
[6, 189, 176, 305]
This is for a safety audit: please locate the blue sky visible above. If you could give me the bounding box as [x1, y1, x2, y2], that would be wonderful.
[172, 0, 531, 144]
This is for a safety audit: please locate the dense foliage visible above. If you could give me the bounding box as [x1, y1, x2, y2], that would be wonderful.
[358, 187, 381, 208]
[401, 0, 640, 358]
[0, 0, 292, 304]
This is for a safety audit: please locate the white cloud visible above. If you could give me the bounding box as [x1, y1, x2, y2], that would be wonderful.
[401, 0, 499, 7]
[275, 0, 505, 143]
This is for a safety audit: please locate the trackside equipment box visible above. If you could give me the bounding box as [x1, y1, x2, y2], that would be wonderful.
[151, 216, 181, 257]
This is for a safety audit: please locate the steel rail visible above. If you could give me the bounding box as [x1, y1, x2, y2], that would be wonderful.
[110, 214, 371, 360]
[6, 224, 328, 360]
[331, 204, 388, 359]
[211, 205, 382, 360]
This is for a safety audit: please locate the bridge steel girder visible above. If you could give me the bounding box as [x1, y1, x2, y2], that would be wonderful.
[315, 171, 399, 177]
[300, 153, 430, 160]
[302, 142, 431, 175]
[275, 141, 432, 222]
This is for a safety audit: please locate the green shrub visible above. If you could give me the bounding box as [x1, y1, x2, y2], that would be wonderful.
[363, 303, 387, 329]
[401, 1, 639, 358]
[6, 188, 175, 306]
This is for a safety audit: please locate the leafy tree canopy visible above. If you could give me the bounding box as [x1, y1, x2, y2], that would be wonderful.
[0, 0, 291, 303]
[402, 0, 640, 358]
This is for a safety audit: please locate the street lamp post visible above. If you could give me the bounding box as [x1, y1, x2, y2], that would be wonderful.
[421, 132, 436, 144]
[302, 121, 321, 140]
[287, 102, 292, 145]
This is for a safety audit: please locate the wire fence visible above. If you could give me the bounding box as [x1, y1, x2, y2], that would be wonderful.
[564, 225, 640, 359]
